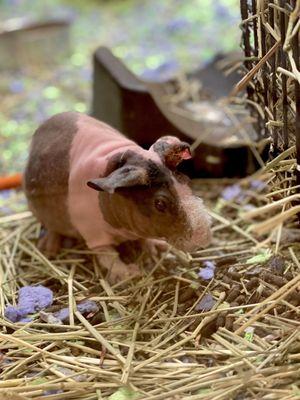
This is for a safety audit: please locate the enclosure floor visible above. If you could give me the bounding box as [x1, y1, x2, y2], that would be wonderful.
[0, 176, 299, 400]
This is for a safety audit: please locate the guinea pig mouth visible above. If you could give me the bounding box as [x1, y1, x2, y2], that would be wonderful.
[170, 231, 212, 253]
[177, 242, 201, 252]
[170, 239, 199, 253]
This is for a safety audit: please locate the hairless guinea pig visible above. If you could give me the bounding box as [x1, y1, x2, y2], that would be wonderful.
[24, 112, 212, 282]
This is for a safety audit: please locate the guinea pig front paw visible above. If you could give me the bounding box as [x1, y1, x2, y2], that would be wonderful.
[95, 246, 141, 283]
[108, 262, 140, 284]
[142, 239, 170, 257]
[37, 230, 62, 258]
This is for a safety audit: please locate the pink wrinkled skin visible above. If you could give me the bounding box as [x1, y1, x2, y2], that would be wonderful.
[68, 115, 162, 249]
[24, 112, 212, 283]
[25, 112, 212, 257]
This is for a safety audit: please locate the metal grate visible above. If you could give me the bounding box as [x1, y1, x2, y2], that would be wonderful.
[239, 0, 300, 177]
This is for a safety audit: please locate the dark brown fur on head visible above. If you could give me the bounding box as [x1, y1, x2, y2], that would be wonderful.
[87, 150, 192, 244]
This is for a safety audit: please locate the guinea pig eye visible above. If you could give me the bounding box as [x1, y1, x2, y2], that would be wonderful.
[154, 198, 168, 212]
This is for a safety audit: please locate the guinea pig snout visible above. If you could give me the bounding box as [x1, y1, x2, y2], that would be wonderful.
[190, 223, 212, 249]
[177, 196, 212, 252]
[171, 228, 211, 252]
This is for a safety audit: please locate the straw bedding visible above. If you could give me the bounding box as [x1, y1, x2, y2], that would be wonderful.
[0, 153, 299, 399]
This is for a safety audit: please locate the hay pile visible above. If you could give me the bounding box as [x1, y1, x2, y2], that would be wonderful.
[0, 168, 299, 399]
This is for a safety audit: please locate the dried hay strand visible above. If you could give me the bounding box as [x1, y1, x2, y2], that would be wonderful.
[0, 174, 299, 400]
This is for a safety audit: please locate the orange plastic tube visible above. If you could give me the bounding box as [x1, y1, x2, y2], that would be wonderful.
[0, 173, 23, 190]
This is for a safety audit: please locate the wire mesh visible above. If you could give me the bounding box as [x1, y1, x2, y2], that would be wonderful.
[239, 0, 300, 173]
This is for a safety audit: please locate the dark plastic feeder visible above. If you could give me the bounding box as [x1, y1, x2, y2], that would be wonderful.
[92, 46, 264, 178]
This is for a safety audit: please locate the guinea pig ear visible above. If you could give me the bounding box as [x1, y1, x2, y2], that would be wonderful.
[87, 165, 149, 194]
[151, 137, 192, 169]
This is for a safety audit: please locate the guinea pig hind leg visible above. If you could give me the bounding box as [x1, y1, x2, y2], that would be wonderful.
[38, 230, 62, 258]
[96, 246, 140, 284]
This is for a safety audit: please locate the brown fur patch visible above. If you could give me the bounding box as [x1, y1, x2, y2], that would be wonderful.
[24, 112, 80, 237]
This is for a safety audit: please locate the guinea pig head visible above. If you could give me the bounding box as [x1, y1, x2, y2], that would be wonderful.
[87, 149, 211, 252]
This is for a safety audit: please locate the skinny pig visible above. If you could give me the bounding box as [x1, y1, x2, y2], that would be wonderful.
[24, 112, 211, 282]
